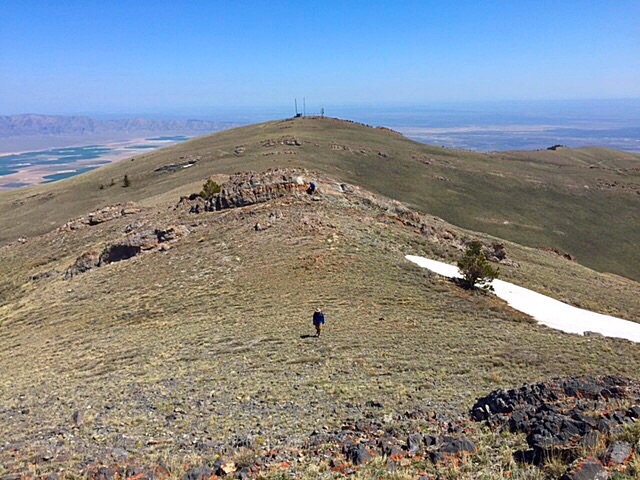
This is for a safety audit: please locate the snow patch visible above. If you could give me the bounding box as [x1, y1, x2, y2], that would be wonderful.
[405, 255, 640, 343]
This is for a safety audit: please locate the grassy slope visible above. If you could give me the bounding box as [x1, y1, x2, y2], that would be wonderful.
[1, 116, 638, 283]
[0, 116, 638, 280]
[1, 179, 639, 476]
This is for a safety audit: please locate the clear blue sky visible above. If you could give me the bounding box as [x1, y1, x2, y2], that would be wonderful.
[1, 0, 638, 115]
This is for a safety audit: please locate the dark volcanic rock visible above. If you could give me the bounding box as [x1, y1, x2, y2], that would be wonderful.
[71, 410, 84, 427]
[344, 443, 373, 465]
[603, 441, 632, 466]
[183, 466, 213, 480]
[472, 376, 640, 462]
[439, 436, 476, 455]
[561, 457, 609, 480]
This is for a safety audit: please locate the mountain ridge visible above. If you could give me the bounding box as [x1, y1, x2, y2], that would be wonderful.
[1, 116, 638, 280]
[1, 157, 639, 478]
[0, 113, 236, 137]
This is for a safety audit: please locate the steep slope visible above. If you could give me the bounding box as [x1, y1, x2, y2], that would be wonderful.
[0, 116, 638, 281]
[1, 168, 639, 477]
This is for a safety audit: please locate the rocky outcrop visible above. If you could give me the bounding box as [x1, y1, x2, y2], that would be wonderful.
[178, 169, 315, 213]
[56, 203, 141, 232]
[540, 246, 578, 262]
[154, 158, 198, 173]
[65, 225, 189, 278]
[213, 170, 312, 210]
[472, 376, 640, 465]
[482, 242, 519, 266]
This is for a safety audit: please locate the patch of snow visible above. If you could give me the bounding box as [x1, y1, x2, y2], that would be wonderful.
[405, 255, 640, 343]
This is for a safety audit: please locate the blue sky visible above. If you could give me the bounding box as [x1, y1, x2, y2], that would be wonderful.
[1, 0, 638, 114]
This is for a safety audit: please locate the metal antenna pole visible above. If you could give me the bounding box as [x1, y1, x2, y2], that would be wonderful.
[303, 97, 306, 117]
[295, 99, 298, 116]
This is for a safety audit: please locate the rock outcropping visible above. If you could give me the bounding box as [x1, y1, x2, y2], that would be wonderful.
[65, 225, 189, 279]
[177, 169, 315, 213]
[55, 203, 141, 232]
[472, 376, 640, 465]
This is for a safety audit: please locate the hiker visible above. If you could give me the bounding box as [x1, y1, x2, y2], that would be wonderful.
[307, 182, 316, 194]
[312, 307, 325, 337]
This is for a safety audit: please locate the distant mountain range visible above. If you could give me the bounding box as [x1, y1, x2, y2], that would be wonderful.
[0, 114, 236, 137]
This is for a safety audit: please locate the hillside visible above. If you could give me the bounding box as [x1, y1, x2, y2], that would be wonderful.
[1, 147, 640, 477]
[0, 116, 638, 281]
[0, 118, 640, 480]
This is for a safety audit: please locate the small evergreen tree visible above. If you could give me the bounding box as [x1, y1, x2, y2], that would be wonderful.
[123, 174, 130, 188]
[200, 178, 221, 199]
[457, 241, 499, 290]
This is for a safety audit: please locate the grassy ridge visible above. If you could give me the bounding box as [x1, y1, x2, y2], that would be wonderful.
[0, 116, 638, 281]
[1, 179, 639, 476]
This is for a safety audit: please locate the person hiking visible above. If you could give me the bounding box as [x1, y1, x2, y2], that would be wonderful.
[312, 307, 325, 337]
[307, 182, 316, 195]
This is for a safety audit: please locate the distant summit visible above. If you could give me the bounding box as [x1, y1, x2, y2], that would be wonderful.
[0, 114, 236, 137]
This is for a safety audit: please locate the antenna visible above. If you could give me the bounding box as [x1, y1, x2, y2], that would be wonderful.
[303, 97, 306, 117]
[321, 105, 325, 118]
[294, 98, 298, 116]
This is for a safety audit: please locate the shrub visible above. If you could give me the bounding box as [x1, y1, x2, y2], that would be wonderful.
[200, 178, 221, 199]
[457, 241, 499, 290]
[123, 174, 131, 188]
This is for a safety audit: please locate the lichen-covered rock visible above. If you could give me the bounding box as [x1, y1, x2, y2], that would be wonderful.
[603, 441, 632, 466]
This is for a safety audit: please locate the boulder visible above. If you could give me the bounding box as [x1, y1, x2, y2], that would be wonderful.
[604, 441, 632, 466]
[183, 466, 213, 480]
[344, 444, 373, 465]
[407, 433, 423, 455]
[439, 436, 477, 455]
[561, 457, 608, 480]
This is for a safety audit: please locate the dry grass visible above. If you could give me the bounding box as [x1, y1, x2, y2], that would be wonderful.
[0, 177, 639, 477]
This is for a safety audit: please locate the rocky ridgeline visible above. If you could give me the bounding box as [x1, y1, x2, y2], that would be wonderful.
[173, 168, 517, 269]
[177, 169, 315, 213]
[65, 224, 189, 279]
[472, 375, 640, 478]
